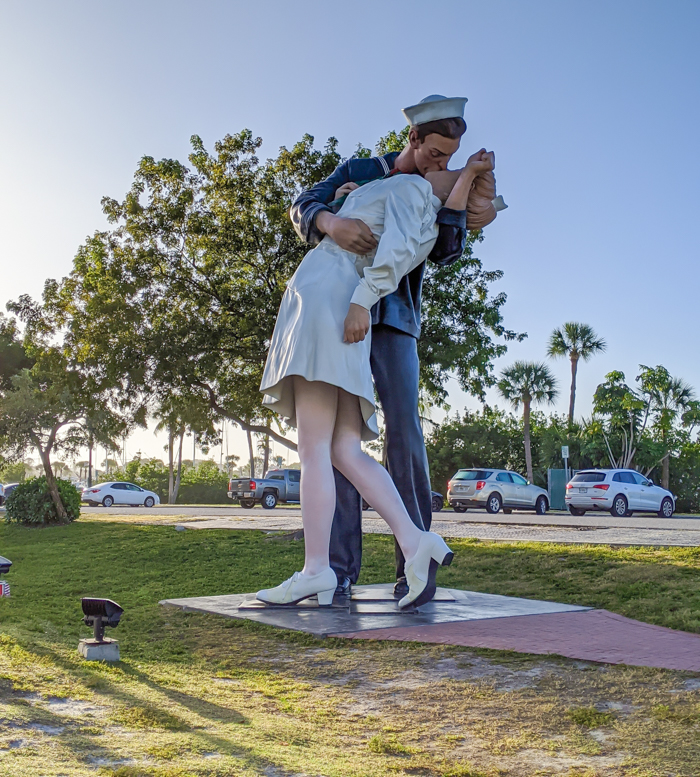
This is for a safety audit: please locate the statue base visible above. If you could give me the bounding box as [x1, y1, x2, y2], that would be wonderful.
[161, 583, 590, 638]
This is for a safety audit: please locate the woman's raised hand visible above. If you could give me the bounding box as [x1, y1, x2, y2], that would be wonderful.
[464, 149, 495, 177]
[343, 303, 371, 343]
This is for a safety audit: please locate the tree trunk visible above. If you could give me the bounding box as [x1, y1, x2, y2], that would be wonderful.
[523, 399, 533, 483]
[662, 452, 670, 491]
[262, 429, 270, 476]
[172, 426, 185, 504]
[568, 356, 578, 425]
[87, 437, 93, 487]
[35, 440, 68, 522]
[247, 430, 255, 479]
[173, 426, 185, 503]
[167, 425, 175, 504]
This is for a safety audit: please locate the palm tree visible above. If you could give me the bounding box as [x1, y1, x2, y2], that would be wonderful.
[547, 322, 606, 425]
[497, 361, 559, 482]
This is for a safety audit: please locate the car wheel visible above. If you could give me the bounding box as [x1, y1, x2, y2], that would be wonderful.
[453, 505, 467, 513]
[610, 494, 628, 518]
[144, 496, 155, 508]
[239, 498, 255, 509]
[486, 493, 502, 514]
[568, 506, 585, 517]
[431, 496, 443, 512]
[503, 508, 512, 514]
[658, 497, 674, 518]
[261, 491, 278, 510]
[535, 495, 548, 515]
[102, 495, 114, 507]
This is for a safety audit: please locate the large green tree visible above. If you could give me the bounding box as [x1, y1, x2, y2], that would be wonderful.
[547, 322, 606, 424]
[497, 361, 559, 482]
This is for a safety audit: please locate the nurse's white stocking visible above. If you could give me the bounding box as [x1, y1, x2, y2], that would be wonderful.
[293, 376, 338, 577]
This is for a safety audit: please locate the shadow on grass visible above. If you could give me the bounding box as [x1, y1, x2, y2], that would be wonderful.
[1, 639, 304, 776]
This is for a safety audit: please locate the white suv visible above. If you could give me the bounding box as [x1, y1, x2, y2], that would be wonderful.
[447, 468, 550, 515]
[566, 469, 675, 518]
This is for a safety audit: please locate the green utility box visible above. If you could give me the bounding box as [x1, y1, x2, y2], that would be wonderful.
[547, 468, 568, 510]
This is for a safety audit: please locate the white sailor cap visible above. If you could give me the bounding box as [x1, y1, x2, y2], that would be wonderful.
[402, 94, 468, 127]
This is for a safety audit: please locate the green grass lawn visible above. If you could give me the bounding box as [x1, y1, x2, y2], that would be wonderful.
[0, 519, 698, 776]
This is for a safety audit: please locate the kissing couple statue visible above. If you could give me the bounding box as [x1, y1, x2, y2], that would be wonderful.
[256, 95, 505, 610]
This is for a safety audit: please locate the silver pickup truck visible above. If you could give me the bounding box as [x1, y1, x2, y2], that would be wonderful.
[228, 469, 301, 509]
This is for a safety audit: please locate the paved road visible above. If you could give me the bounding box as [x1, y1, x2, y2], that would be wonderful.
[71, 504, 700, 547]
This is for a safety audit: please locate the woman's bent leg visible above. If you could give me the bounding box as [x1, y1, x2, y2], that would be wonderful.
[294, 376, 338, 577]
[331, 390, 453, 609]
[330, 390, 423, 562]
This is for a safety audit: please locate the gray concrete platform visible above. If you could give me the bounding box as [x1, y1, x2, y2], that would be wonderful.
[160, 583, 591, 637]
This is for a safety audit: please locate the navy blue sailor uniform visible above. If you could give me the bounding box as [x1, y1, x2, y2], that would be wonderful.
[289, 151, 467, 584]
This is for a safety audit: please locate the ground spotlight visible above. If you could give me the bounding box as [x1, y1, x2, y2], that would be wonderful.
[0, 555, 11, 597]
[78, 597, 123, 661]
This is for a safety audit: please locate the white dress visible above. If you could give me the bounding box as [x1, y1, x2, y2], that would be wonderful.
[260, 174, 441, 440]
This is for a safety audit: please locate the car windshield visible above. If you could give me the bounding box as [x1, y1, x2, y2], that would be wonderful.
[571, 472, 606, 483]
[452, 470, 492, 481]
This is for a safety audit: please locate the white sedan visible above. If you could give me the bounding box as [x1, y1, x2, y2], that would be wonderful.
[82, 482, 160, 508]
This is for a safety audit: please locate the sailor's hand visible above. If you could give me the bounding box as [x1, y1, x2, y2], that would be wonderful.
[344, 303, 371, 344]
[326, 215, 378, 254]
[334, 182, 360, 200]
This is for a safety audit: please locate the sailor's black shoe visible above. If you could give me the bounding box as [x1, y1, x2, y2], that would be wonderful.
[335, 576, 352, 597]
[393, 577, 409, 597]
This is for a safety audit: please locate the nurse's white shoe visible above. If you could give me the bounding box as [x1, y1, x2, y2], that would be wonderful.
[398, 532, 454, 610]
[256, 567, 337, 607]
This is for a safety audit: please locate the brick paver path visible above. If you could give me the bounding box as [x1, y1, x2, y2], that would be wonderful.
[334, 609, 700, 672]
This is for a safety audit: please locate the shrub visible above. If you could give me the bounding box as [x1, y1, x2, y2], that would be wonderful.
[5, 476, 81, 525]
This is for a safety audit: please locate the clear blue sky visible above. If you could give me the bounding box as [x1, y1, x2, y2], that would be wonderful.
[1, 1, 699, 464]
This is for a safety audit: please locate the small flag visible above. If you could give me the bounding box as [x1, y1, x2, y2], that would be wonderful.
[0, 581, 10, 597]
